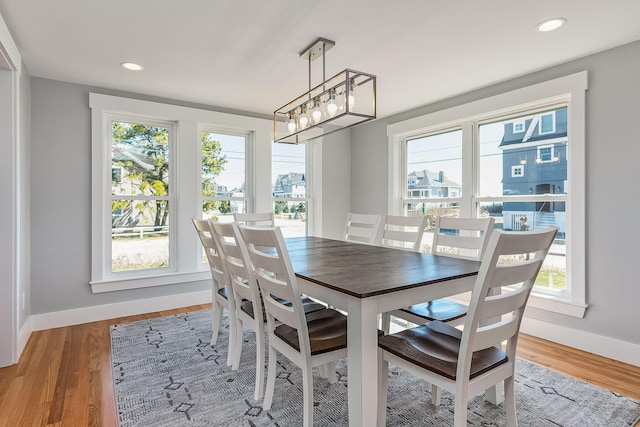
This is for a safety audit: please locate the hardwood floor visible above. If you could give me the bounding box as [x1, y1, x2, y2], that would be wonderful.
[0, 304, 638, 427]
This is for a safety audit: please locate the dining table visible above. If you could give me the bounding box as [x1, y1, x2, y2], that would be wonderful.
[285, 236, 492, 427]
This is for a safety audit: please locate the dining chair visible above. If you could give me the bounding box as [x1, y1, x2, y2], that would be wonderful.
[238, 225, 348, 427]
[381, 216, 495, 333]
[234, 212, 275, 227]
[378, 226, 558, 427]
[210, 221, 326, 400]
[209, 221, 267, 400]
[380, 214, 428, 251]
[192, 218, 238, 367]
[344, 212, 383, 245]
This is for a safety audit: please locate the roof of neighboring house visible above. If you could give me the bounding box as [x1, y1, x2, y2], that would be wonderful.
[274, 172, 305, 188]
[112, 145, 156, 172]
[408, 170, 460, 189]
[500, 107, 567, 148]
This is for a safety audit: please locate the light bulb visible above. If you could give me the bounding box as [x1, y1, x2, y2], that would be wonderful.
[287, 112, 297, 133]
[326, 90, 338, 117]
[311, 98, 322, 124]
[298, 105, 309, 128]
[347, 80, 356, 110]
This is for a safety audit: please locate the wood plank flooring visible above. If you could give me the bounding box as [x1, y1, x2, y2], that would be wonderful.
[0, 304, 638, 427]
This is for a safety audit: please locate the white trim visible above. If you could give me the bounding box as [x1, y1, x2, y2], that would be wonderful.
[520, 316, 640, 367]
[91, 271, 210, 293]
[90, 93, 273, 291]
[0, 13, 21, 73]
[17, 315, 32, 357]
[31, 290, 212, 331]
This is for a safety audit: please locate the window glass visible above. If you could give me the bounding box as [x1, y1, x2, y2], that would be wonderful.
[540, 112, 555, 134]
[479, 107, 567, 197]
[201, 131, 247, 222]
[111, 121, 170, 272]
[272, 143, 307, 237]
[406, 129, 462, 199]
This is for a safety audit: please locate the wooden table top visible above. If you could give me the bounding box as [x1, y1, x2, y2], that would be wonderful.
[285, 236, 481, 299]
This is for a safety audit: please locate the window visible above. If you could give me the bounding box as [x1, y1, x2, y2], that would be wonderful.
[513, 120, 525, 133]
[539, 112, 555, 134]
[200, 130, 249, 222]
[272, 143, 309, 237]
[90, 93, 273, 292]
[537, 144, 555, 163]
[110, 119, 173, 273]
[388, 72, 587, 318]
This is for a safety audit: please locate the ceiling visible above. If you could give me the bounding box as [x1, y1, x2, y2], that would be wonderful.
[1, 0, 640, 120]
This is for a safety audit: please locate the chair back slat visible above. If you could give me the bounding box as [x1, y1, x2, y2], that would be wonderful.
[381, 215, 428, 252]
[432, 216, 495, 261]
[472, 317, 520, 352]
[234, 212, 275, 227]
[477, 286, 530, 321]
[344, 213, 383, 245]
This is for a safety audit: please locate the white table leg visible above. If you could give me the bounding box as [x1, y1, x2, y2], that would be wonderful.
[346, 297, 379, 427]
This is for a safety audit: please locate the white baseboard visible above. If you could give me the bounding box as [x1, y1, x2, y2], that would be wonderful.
[22, 291, 639, 369]
[30, 290, 212, 331]
[520, 317, 640, 367]
[17, 316, 33, 360]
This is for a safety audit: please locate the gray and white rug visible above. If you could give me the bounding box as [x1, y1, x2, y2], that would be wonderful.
[110, 310, 640, 426]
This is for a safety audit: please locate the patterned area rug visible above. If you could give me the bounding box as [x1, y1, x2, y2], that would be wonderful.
[110, 310, 640, 426]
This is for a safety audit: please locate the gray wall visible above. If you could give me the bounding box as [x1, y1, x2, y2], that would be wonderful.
[351, 40, 640, 345]
[29, 79, 225, 315]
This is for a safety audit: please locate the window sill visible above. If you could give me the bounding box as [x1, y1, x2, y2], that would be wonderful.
[90, 271, 210, 293]
[449, 290, 588, 318]
[526, 293, 588, 318]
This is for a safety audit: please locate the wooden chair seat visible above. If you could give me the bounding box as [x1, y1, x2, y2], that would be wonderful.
[399, 299, 469, 323]
[274, 309, 348, 355]
[378, 321, 507, 380]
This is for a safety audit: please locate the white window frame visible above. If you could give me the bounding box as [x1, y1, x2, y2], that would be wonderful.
[511, 165, 524, 177]
[387, 72, 588, 318]
[513, 119, 525, 133]
[537, 144, 555, 163]
[90, 93, 273, 293]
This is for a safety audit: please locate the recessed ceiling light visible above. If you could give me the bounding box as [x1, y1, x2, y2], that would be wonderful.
[535, 18, 566, 32]
[121, 62, 144, 71]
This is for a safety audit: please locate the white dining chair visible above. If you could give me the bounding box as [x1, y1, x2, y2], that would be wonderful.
[192, 218, 238, 367]
[344, 212, 383, 245]
[380, 214, 428, 251]
[378, 226, 558, 427]
[238, 225, 348, 427]
[382, 216, 495, 333]
[209, 221, 267, 400]
[234, 212, 275, 227]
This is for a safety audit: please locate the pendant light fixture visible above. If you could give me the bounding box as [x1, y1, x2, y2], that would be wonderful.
[274, 37, 376, 144]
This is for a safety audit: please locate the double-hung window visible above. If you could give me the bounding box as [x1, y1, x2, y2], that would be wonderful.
[388, 72, 587, 317]
[90, 93, 272, 292]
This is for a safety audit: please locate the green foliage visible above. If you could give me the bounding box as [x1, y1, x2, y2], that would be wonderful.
[274, 201, 287, 215]
[112, 124, 227, 225]
[201, 132, 228, 213]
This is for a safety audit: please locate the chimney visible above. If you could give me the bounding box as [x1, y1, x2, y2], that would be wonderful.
[438, 171, 444, 182]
